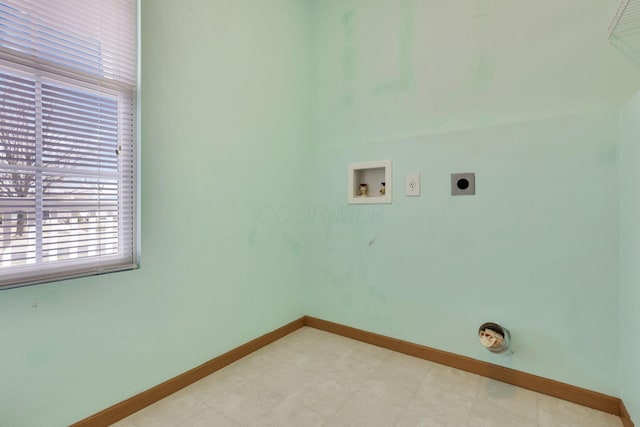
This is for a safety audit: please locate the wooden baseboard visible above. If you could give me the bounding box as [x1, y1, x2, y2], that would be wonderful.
[620, 401, 635, 427]
[304, 316, 623, 416]
[71, 317, 305, 427]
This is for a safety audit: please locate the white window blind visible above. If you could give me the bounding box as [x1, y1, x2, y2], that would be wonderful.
[0, 0, 137, 289]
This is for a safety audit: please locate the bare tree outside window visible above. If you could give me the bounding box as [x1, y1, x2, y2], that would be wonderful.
[0, 71, 121, 267]
[0, 73, 36, 249]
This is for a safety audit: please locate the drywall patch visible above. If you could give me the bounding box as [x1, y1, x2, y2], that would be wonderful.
[341, 8, 357, 107]
[373, 0, 416, 95]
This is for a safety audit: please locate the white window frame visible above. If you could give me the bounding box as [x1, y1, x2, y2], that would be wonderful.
[0, 0, 138, 290]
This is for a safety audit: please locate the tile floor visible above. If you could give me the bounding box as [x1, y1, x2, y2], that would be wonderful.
[112, 327, 623, 427]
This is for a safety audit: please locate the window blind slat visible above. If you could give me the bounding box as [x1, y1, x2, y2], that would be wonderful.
[43, 131, 118, 146]
[43, 84, 119, 107]
[43, 144, 118, 159]
[0, 86, 36, 102]
[0, 0, 136, 83]
[39, 136, 117, 151]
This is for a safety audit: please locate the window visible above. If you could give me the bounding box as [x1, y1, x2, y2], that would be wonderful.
[0, 0, 137, 289]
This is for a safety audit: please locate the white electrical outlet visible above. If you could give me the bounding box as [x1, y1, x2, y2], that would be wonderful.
[406, 173, 420, 196]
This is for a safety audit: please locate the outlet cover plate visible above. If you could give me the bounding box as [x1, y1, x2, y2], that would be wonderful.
[406, 173, 420, 196]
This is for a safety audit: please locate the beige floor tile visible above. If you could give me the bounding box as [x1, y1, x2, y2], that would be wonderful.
[379, 352, 436, 383]
[322, 352, 379, 385]
[537, 393, 615, 427]
[318, 341, 392, 385]
[358, 366, 421, 407]
[228, 347, 281, 380]
[604, 412, 624, 427]
[186, 368, 248, 405]
[420, 364, 482, 399]
[288, 346, 337, 373]
[256, 361, 315, 395]
[250, 396, 327, 427]
[408, 386, 475, 425]
[178, 407, 239, 427]
[328, 391, 403, 427]
[206, 381, 283, 425]
[475, 377, 538, 420]
[395, 411, 462, 427]
[123, 389, 208, 427]
[347, 341, 393, 367]
[466, 399, 538, 427]
[291, 373, 358, 418]
[307, 330, 360, 358]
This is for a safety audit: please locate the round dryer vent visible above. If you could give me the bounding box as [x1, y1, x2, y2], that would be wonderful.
[478, 322, 511, 355]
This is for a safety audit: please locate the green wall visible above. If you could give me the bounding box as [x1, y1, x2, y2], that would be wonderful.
[308, 0, 637, 144]
[303, 0, 637, 397]
[0, 1, 310, 425]
[1, 2, 639, 426]
[620, 90, 640, 421]
[303, 111, 621, 395]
